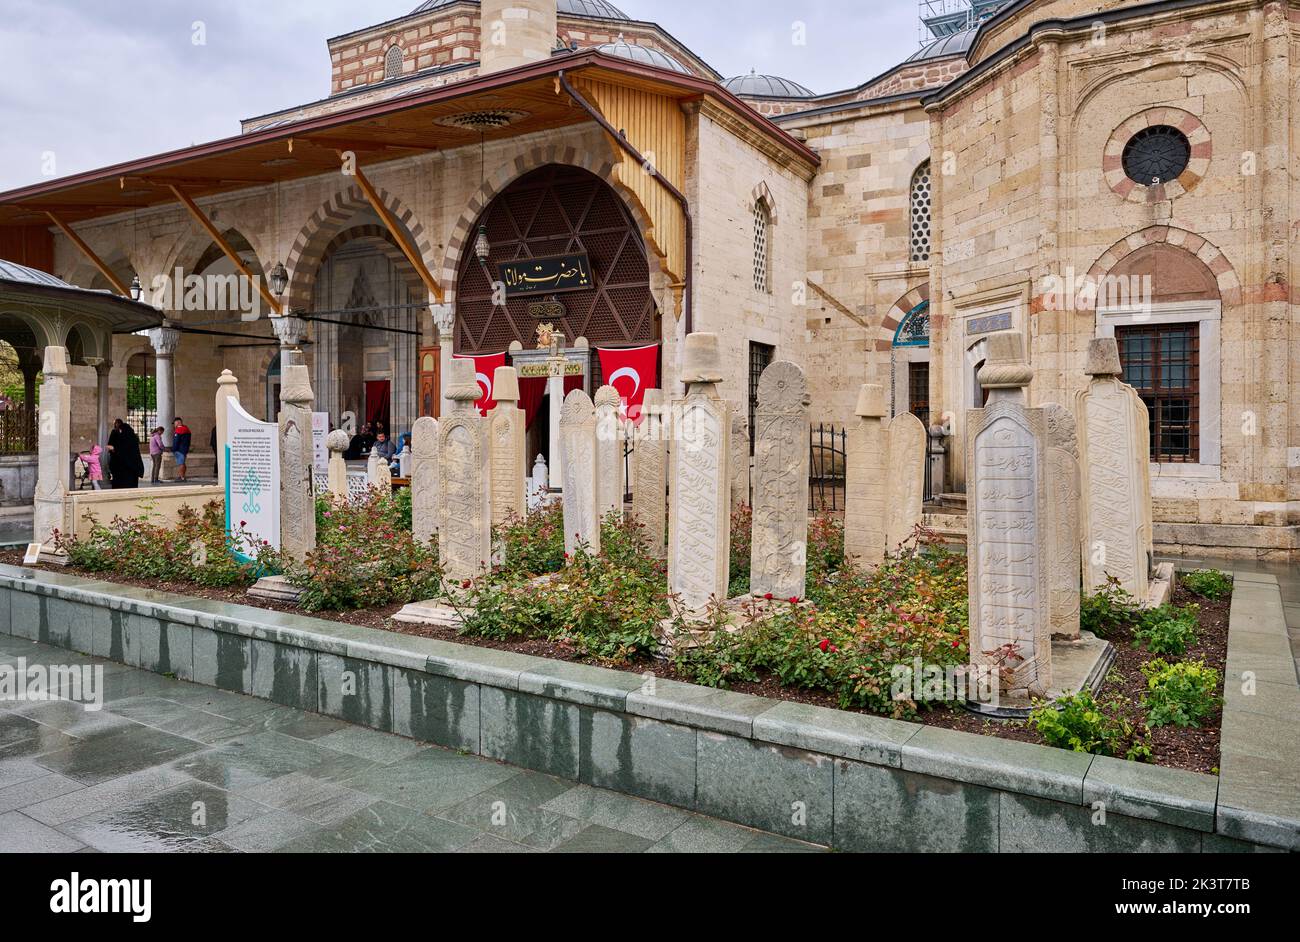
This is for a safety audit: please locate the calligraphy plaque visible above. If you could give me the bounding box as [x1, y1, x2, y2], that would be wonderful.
[498, 254, 593, 296]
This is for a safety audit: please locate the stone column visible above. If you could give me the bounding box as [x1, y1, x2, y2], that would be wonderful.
[270, 315, 309, 370]
[1044, 403, 1082, 640]
[33, 346, 71, 550]
[278, 349, 316, 562]
[927, 423, 948, 501]
[750, 361, 810, 601]
[148, 324, 181, 479]
[490, 366, 526, 527]
[432, 302, 455, 419]
[438, 358, 491, 581]
[630, 388, 667, 558]
[545, 333, 567, 491]
[668, 333, 731, 613]
[214, 369, 241, 488]
[593, 384, 624, 522]
[844, 383, 888, 568]
[83, 358, 112, 447]
[326, 429, 350, 501]
[411, 415, 440, 545]
[967, 333, 1051, 700]
[559, 388, 599, 557]
[1074, 337, 1152, 600]
[729, 405, 750, 511]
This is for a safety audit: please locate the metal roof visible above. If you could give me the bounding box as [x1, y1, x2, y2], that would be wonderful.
[412, 0, 630, 18]
[722, 70, 815, 99]
[0, 260, 70, 289]
[905, 25, 978, 62]
[595, 36, 691, 74]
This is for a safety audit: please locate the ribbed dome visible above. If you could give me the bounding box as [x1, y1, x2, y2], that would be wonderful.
[722, 70, 814, 99]
[0, 259, 74, 289]
[905, 25, 977, 62]
[411, 0, 630, 19]
[595, 35, 691, 74]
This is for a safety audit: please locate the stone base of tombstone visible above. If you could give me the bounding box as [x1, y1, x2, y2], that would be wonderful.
[966, 631, 1116, 720]
[248, 575, 304, 604]
[391, 599, 465, 629]
[37, 547, 69, 567]
[1142, 562, 1177, 610]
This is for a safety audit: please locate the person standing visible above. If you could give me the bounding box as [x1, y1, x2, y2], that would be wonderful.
[107, 419, 144, 489]
[148, 426, 165, 484]
[172, 417, 192, 482]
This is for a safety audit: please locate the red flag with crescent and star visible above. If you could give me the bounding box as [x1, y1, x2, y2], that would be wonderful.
[596, 344, 659, 425]
[453, 351, 506, 416]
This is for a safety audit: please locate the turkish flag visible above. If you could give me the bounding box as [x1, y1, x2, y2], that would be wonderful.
[453, 351, 506, 416]
[597, 344, 659, 425]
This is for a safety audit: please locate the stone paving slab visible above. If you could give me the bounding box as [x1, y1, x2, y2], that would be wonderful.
[0, 638, 822, 853]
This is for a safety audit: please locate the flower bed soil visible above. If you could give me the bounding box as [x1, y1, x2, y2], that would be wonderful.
[2, 549, 1227, 774]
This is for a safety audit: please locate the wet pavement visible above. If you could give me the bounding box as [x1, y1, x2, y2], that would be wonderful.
[0, 636, 825, 854]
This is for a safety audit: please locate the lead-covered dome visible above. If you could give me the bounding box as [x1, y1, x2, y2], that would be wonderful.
[595, 35, 691, 74]
[722, 70, 814, 99]
[411, 0, 631, 18]
[904, 25, 977, 62]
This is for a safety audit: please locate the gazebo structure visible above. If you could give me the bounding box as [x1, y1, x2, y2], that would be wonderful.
[0, 260, 162, 506]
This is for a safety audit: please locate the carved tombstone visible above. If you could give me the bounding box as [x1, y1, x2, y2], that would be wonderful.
[966, 333, 1051, 699]
[490, 366, 526, 527]
[1044, 403, 1082, 640]
[750, 361, 810, 601]
[325, 429, 350, 500]
[367, 451, 392, 492]
[411, 416, 440, 546]
[593, 384, 624, 521]
[844, 384, 888, 568]
[214, 369, 240, 488]
[560, 388, 600, 557]
[438, 360, 491, 581]
[630, 388, 667, 559]
[32, 346, 71, 549]
[883, 411, 927, 551]
[278, 353, 317, 562]
[1074, 337, 1152, 600]
[668, 333, 731, 613]
[729, 405, 750, 510]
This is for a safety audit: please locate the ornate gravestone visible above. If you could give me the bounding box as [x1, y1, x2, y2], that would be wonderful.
[32, 346, 70, 551]
[490, 366, 526, 528]
[729, 405, 750, 510]
[278, 353, 316, 561]
[593, 384, 624, 521]
[367, 451, 392, 493]
[560, 388, 599, 557]
[1044, 403, 1082, 640]
[411, 416, 440, 546]
[326, 429, 350, 500]
[438, 360, 491, 582]
[883, 411, 927, 552]
[844, 383, 889, 567]
[630, 388, 667, 559]
[669, 333, 731, 613]
[966, 333, 1052, 701]
[214, 369, 240, 488]
[750, 361, 810, 601]
[1075, 337, 1152, 600]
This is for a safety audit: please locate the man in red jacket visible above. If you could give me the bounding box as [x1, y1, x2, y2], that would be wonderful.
[172, 417, 193, 482]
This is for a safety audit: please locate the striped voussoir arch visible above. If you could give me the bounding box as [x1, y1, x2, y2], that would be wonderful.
[285, 185, 438, 311]
[873, 282, 929, 352]
[1086, 226, 1240, 307]
[316, 224, 427, 298]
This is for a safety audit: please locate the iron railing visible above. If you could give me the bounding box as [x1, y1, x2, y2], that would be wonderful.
[0, 406, 36, 455]
[808, 422, 846, 512]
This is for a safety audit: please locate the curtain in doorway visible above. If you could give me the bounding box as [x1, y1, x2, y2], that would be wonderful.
[365, 380, 391, 431]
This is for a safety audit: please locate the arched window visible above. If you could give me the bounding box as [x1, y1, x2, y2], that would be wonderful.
[909, 161, 932, 263]
[752, 198, 772, 293]
[384, 45, 403, 80]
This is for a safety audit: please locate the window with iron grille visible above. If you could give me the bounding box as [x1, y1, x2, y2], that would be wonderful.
[909, 162, 932, 263]
[1115, 323, 1200, 463]
[125, 351, 157, 440]
[908, 361, 930, 429]
[384, 46, 403, 80]
[752, 200, 771, 293]
[748, 341, 774, 455]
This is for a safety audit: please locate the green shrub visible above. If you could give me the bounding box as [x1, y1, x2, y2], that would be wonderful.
[1141, 658, 1221, 728]
[493, 501, 566, 578]
[728, 502, 752, 597]
[1030, 690, 1152, 761]
[1080, 578, 1140, 638]
[1134, 603, 1200, 655]
[1180, 569, 1233, 602]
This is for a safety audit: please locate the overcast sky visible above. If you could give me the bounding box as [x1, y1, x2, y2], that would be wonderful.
[0, 0, 923, 192]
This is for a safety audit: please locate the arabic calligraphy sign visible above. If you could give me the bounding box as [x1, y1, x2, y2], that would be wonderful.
[498, 254, 593, 296]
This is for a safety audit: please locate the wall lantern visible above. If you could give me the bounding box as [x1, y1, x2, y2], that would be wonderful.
[129, 274, 143, 302]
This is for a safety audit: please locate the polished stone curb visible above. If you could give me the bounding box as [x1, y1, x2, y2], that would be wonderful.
[0, 564, 1290, 853]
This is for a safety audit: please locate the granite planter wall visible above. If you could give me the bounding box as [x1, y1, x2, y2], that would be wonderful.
[0, 563, 1294, 853]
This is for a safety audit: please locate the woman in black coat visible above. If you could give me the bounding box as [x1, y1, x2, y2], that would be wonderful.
[107, 418, 145, 489]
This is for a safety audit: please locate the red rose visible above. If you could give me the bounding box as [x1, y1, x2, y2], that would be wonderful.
[461, 580, 471, 589]
[951, 640, 960, 648]
[818, 639, 830, 652]
[763, 593, 773, 601]
[788, 596, 799, 604]
[240, 520, 247, 527]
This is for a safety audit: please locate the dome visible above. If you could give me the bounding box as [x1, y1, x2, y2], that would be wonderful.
[0, 259, 75, 290]
[722, 70, 814, 99]
[595, 35, 691, 74]
[904, 25, 977, 62]
[411, 0, 630, 19]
